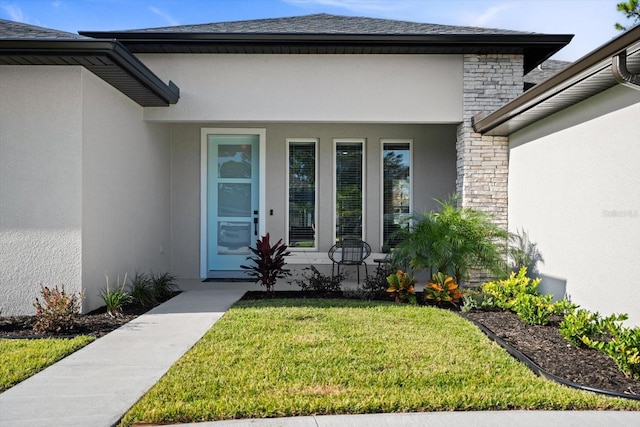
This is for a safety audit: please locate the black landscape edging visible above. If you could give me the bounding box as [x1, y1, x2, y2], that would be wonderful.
[465, 317, 640, 401]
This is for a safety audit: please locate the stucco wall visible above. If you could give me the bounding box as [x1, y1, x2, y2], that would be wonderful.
[0, 66, 83, 315]
[170, 123, 457, 278]
[80, 69, 172, 313]
[138, 54, 463, 123]
[509, 84, 640, 326]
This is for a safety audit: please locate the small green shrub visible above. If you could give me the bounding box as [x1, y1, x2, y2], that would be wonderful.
[355, 270, 388, 299]
[150, 272, 178, 301]
[598, 326, 640, 379]
[424, 272, 463, 306]
[33, 285, 83, 334]
[241, 233, 291, 295]
[101, 274, 132, 317]
[559, 309, 620, 347]
[460, 289, 496, 312]
[559, 308, 639, 378]
[290, 266, 343, 295]
[128, 272, 155, 306]
[511, 294, 555, 325]
[481, 267, 540, 310]
[386, 269, 416, 304]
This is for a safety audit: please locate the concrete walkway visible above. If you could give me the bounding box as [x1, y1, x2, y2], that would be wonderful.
[1, 282, 639, 427]
[0, 285, 248, 427]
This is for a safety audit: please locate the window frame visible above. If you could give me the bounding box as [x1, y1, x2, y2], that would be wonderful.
[380, 139, 413, 250]
[333, 138, 366, 243]
[286, 138, 319, 251]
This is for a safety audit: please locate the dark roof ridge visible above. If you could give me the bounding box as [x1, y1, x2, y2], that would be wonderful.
[87, 13, 536, 36]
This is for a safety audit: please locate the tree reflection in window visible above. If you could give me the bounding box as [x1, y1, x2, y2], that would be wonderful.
[288, 141, 316, 248]
[383, 142, 411, 248]
[336, 142, 363, 241]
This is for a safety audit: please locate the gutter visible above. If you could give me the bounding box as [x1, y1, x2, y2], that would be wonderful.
[472, 25, 640, 135]
[613, 50, 640, 90]
[0, 39, 179, 106]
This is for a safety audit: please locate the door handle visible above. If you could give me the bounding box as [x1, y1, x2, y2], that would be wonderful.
[253, 217, 258, 235]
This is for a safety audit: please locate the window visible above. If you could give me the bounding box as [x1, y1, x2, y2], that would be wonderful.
[287, 139, 317, 249]
[335, 139, 365, 242]
[382, 140, 412, 248]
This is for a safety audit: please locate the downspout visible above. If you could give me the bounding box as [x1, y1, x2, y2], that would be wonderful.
[612, 50, 640, 90]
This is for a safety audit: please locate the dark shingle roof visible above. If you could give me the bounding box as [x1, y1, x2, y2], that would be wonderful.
[0, 18, 85, 39]
[80, 14, 572, 74]
[122, 13, 533, 36]
[523, 59, 572, 89]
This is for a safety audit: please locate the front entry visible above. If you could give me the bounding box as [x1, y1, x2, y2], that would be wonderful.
[201, 129, 264, 277]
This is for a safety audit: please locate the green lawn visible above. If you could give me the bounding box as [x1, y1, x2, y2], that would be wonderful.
[120, 299, 640, 426]
[0, 336, 95, 392]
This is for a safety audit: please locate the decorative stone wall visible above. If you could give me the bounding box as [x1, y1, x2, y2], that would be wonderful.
[456, 54, 524, 230]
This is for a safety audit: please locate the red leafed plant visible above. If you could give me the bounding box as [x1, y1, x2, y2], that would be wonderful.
[241, 233, 291, 295]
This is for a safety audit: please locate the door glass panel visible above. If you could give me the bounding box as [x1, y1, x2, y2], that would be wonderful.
[218, 221, 252, 254]
[218, 144, 252, 178]
[218, 183, 251, 217]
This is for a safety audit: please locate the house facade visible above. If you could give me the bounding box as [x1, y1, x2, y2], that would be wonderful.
[0, 15, 572, 315]
[474, 25, 640, 325]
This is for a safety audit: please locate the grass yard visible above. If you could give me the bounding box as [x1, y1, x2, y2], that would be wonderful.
[0, 336, 95, 392]
[120, 299, 640, 426]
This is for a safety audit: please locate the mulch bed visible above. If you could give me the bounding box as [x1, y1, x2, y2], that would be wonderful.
[2, 290, 638, 399]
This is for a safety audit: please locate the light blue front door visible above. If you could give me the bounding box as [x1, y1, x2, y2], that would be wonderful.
[207, 134, 260, 272]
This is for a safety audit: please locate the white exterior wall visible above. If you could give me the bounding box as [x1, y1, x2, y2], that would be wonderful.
[139, 54, 463, 123]
[0, 66, 83, 315]
[80, 69, 172, 313]
[509, 84, 640, 326]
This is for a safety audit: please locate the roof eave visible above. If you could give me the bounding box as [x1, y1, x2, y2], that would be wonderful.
[0, 39, 179, 107]
[78, 32, 572, 73]
[473, 25, 640, 136]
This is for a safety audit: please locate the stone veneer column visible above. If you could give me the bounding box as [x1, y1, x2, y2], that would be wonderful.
[456, 54, 524, 230]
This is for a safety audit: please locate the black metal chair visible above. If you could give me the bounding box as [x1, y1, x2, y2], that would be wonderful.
[328, 239, 372, 283]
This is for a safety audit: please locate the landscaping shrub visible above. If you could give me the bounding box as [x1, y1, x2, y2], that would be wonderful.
[354, 269, 388, 299]
[150, 272, 178, 301]
[33, 285, 83, 334]
[460, 289, 497, 312]
[511, 293, 556, 326]
[385, 269, 416, 304]
[128, 272, 155, 306]
[481, 267, 540, 310]
[423, 272, 463, 307]
[290, 265, 343, 295]
[101, 274, 132, 318]
[392, 195, 508, 283]
[559, 309, 616, 347]
[241, 233, 290, 295]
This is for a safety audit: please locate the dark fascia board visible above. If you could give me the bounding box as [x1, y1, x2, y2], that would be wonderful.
[79, 32, 573, 74]
[473, 25, 640, 136]
[0, 39, 179, 106]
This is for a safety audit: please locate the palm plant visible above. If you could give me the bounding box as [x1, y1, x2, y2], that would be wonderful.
[392, 196, 508, 283]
